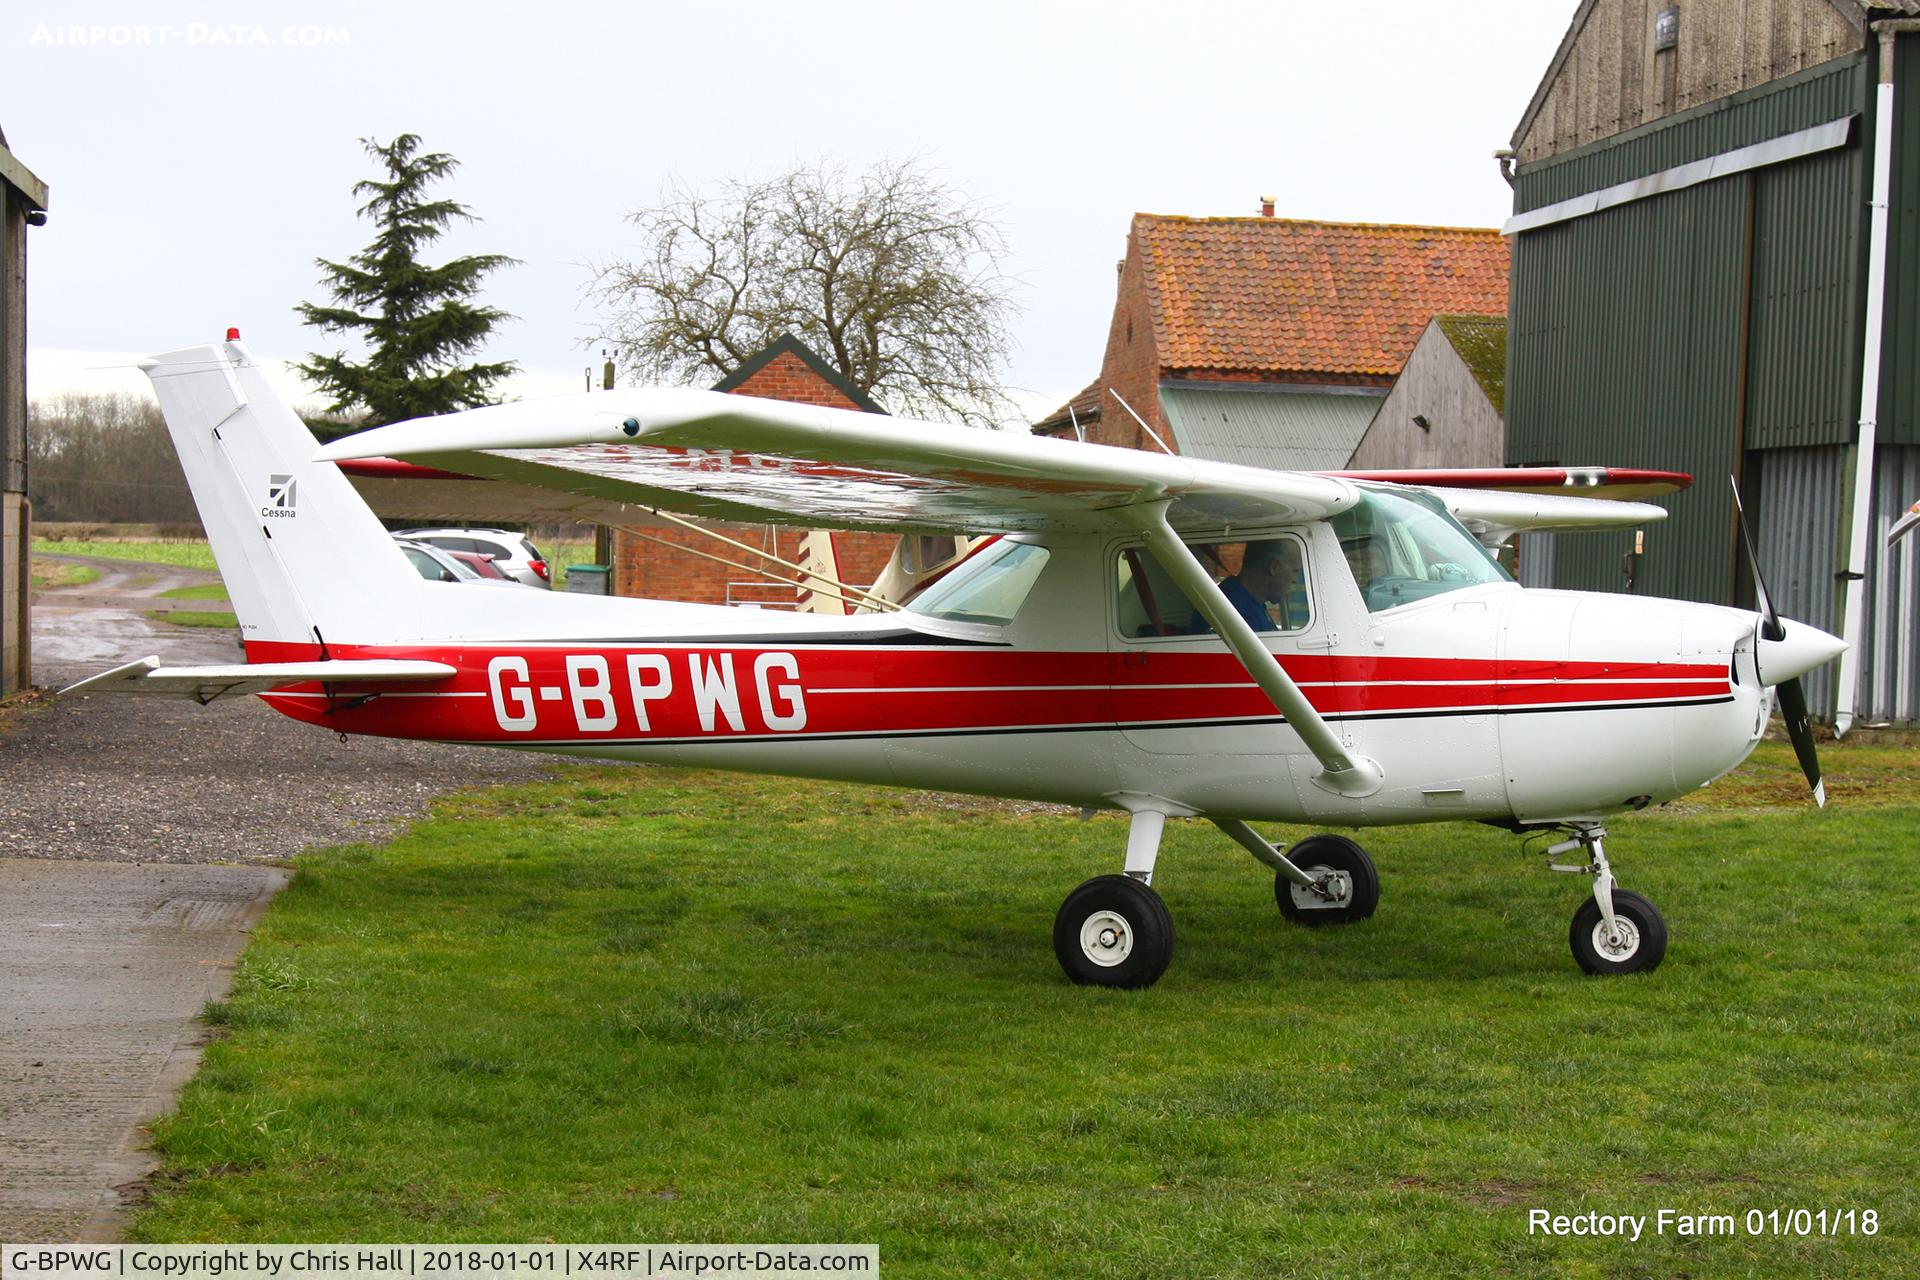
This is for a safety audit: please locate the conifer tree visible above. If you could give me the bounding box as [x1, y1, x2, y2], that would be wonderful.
[297, 134, 518, 427]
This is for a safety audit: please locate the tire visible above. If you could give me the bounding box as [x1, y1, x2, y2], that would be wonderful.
[1053, 875, 1175, 989]
[1569, 889, 1667, 975]
[1275, 833, 1380, 926]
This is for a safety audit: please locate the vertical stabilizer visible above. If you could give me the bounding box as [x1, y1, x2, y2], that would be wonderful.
[144, 337, 425, 652]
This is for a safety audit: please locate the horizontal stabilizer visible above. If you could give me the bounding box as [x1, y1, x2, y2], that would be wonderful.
[60, 656, 457, 704]
[1424, 486, 1667, 546]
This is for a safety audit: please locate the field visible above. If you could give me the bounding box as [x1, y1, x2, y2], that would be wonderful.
[128, 742, 1917, 1275]
[32, 538, 598, 589]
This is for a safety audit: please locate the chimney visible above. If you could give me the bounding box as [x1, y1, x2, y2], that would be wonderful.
[1258, 195, 1275, 217]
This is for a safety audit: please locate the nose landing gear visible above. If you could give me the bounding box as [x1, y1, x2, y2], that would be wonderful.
[1545, 825, 1667, 975]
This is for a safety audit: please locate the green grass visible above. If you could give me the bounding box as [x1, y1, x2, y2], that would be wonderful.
[33, 538, 219, 570]
[33, 537, 599, 589]
[147, 608, 237, 629]
[159, 583, 230, 601]
[546, 541, 594, 590]
[29, 560, 101, 590]
[130, 742, 1918, 1273]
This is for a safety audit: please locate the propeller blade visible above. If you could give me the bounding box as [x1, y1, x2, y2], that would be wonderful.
[1730, 477, 1783, 641]
[1732, 477, 1827, 806]
[1776, 677, 1825, 808]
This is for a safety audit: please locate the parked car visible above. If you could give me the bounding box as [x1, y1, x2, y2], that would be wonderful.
[393, 538, 526, 589]
[390, 527, 551, 588]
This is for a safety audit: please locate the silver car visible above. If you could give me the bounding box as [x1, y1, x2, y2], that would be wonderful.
[390, 526, 553, 588]
[394, 539, 528, 589]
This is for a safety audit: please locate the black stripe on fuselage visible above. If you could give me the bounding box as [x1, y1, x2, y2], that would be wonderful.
[455, 694, 1736, 749]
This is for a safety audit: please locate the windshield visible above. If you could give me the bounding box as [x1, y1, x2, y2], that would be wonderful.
[1331, 488, 1509, 612]
[904, 539, 1050, 626]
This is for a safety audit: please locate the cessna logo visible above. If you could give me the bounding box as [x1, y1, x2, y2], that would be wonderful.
[262, 474, 297, 518]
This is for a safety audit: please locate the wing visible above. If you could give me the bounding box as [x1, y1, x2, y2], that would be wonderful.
[62, 657, 456, 703]
[315, 389, 1361, 534]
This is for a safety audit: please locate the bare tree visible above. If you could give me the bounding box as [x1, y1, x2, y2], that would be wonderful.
[589, 158, 1020, 427]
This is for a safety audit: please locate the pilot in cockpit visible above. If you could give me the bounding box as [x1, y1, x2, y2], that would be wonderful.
[1186, 539, 1301, 633]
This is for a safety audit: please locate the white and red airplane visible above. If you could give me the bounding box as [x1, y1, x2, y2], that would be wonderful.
[66, 336, 1846, 988]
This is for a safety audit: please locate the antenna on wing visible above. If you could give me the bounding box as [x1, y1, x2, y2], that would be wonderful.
[1107, 388, 1177, 456]
[1067, 403, 1084, 444]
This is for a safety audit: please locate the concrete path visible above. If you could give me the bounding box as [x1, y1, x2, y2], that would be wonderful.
[0, 858, 288, 1241]
[1, 550, 557, 1240]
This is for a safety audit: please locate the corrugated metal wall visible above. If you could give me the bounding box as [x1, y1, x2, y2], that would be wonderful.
[1508, 173, 1750, 604]
[1860, 444, 1920, 724]
[1508, 50, 1870, 608]
[1877, 35, 1920, 447]
[1745, 142, 1866, 449]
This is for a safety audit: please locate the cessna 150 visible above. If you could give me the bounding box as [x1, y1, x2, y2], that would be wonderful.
[66, 336, 1846, 988]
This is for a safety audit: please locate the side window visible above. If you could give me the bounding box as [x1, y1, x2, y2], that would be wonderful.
[403, 547, 447, 581]
[471, 538, 512, 560]
[1116, 535, 1311, 638]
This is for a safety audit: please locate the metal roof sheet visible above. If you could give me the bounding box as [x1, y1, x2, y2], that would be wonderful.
[1160, 384, 1383, 471]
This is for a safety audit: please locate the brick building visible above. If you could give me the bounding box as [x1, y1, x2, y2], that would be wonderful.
[1035, 212, 1509, 470]
[609, 335, 897, 607]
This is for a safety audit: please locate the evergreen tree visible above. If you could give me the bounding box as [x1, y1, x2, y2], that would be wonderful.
[296, 134, 519, 427]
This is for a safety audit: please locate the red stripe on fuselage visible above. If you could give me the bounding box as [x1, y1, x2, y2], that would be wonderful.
[246, 642, 1733, 745]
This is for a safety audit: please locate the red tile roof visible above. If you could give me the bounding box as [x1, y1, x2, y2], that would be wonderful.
[1134, 215, 1510, 381]
[1034, 379, 1103, 435]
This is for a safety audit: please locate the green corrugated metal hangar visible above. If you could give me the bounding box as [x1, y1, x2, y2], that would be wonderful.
[1505, 0, 1920, 728]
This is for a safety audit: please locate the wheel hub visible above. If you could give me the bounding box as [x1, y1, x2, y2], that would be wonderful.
[1592, 916, 1641, 962]
[1079, 909, 1134, 967]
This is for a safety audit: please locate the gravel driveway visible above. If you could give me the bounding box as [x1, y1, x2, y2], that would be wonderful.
[2, 554, 569, 1242]
[4, 554, 553, 864]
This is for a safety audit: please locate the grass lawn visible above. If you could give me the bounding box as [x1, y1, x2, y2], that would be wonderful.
[33, 538, 220, 570]
[159, 583, 231, 602]
[33, 538, 599, 591]
[146, 609, 238, 629]
[131, 741, 1917, 1274]
[29, 560, 101, 590]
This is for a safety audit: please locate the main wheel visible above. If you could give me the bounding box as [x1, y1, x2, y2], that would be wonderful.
[1569, 889, 1667, 975]
[1053, 875, 1174, 989]
[1275, 834, 1380, 926]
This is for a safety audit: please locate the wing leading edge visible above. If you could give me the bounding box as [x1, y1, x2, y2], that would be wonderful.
[315, 389, 1361, 535]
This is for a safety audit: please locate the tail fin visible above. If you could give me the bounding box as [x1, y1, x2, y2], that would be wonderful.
[144, 337, 424, 653]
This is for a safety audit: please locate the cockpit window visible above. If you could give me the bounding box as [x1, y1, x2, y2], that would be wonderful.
[1116, 535, 1311, 638]
[904, 539, 1050, 626]
[1331, 488, 1510, 612]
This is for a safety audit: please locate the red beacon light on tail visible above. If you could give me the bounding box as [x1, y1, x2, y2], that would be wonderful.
[226, 327, 241, 341]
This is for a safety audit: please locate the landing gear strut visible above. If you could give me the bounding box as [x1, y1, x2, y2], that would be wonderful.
[1545, 825, 1667, 975]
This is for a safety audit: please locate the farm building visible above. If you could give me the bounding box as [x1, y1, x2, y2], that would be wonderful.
[1034, 212, 1509, 470]
[1, 126, 47, 696]
[1505, 0, 1920, 727]
[1346, 315, 1508, 471]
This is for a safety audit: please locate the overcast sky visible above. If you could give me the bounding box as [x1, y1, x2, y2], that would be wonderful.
[10, 1, 1573, 423]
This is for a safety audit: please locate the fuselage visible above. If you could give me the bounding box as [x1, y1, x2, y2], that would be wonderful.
[252, 525, 1773, 828]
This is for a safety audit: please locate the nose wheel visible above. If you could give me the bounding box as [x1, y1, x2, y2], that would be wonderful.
[1545, 825, 1667, 975]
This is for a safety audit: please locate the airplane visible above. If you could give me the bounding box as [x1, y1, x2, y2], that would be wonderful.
[64, 335, 1847, 989]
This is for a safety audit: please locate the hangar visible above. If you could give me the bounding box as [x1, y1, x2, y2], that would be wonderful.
[1504, 0, 1920, 727]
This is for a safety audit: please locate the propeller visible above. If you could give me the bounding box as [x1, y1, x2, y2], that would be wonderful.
[1731, 479, 1833, 806]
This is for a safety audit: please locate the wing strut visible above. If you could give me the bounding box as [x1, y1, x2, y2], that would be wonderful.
[1120, 503, 1383, 798]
